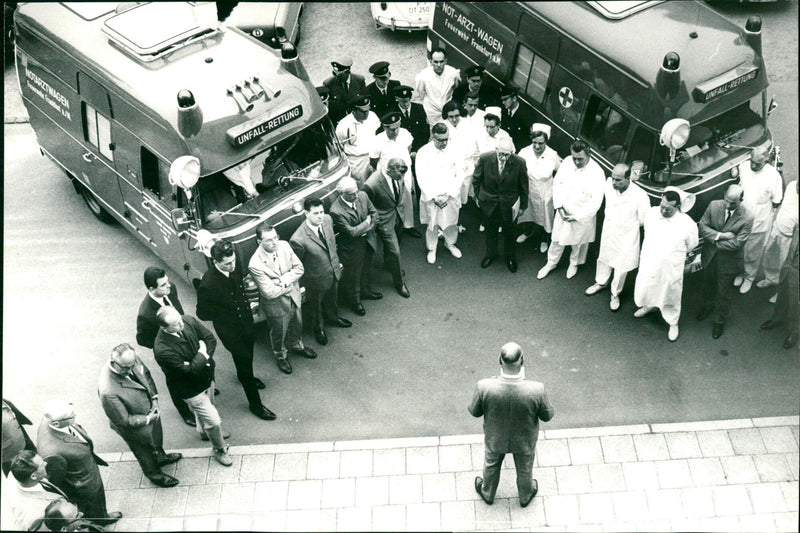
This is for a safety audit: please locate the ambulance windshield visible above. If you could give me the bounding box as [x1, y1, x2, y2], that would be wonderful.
[197, 119, 342, 230]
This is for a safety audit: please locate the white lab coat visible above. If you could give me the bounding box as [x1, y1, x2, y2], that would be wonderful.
[414, 64, 461, 125]
[551, 156, 605, 245]
[336, 112, 381, 183]
[415, 141, 463, 228]
[597, 179, 651, 272]
[517, 144, 561, 231]
[443, 119, 479, 202]
[370, 128, 414, 193]
[739, 161, 783, 233]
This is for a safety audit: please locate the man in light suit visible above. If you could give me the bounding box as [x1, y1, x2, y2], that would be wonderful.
[98, 343, 182, 487]
[473, 136, 529, 272]
[323, 56, 366, 125]
[7, 450, 68, 531]
[697, 184, 754, 339]
[363, 158, 412, 298]
[249, 222, 317, 375]
[330, 177, 382, 316]
[290, 197, 352, 346]
[469, 342, 554, 507]
[36, 399, 122, 524]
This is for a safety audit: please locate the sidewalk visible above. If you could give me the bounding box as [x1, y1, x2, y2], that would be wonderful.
[92, 416, 799, 532]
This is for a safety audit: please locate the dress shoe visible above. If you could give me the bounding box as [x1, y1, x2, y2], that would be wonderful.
[149, 473, 179, 488]
[784, 332, 798, 349]
[537, 263, 555, 280]
[396, 283, 411, 298]
[427, 249, 436, 264]
[404, 227, 422, 238]
[585, 283, 606, 296]
[739, 278, 753, 294]
[756, 279, 777, 289]
[315, 329, 328, 345]
[668, 325, 680, 342]
[445, 243, 462, 258]
[474, 476, 493, 505]
[609, 295, 620, 311]
[201, 430, 230, 441]
[769, 293, 777, 304]
[566, 264, 578, 279]
[481, 256, 495, 268]
[291, 346, 318, 359]
[254, 378, 266, 390]
[250, 405, 277, 420]
[479, 224, 485, 232]
[214, 446, 233, 467]
[352, 303, 366, 316]
[157, 452, 182, 467]
[520, 479, 539, 508]
[329, 317, 352, 328]
[92, 511, 122, 525]
[760, 319, 778, 330]
[183, 416, 197, 427]
[214, 388, 220, 396]
[507, 258, 518, 273]
[276, 357, 293, 374]
[539, 241, 549, 253]
[362, 291, 383, 300]
[712, 322, 724, 339]
[634, 306, 654, 318]
[696, 307, 712, 321]
[516, 233, 531, 244]
[733, 275, 744, 287]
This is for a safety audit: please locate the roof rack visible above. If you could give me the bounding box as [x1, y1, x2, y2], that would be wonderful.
[586, 1, 664, 20]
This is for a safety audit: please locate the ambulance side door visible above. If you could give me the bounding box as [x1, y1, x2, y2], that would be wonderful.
[544, 67, 590, 157]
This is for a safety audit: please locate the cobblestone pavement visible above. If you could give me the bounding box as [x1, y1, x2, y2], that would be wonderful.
[51, 416, 799, 532]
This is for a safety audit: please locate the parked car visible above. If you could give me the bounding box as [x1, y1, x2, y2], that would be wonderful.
[370, 2, 433, 31]
[218, 2, 302, 48]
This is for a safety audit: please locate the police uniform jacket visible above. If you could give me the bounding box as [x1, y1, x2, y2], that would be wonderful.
[135, 284, 185, 349]
[501, 104, 536, 157]
[323, 73, 366, 124]
[197, 262, 255, 347]
[97, 355, 157, 437]
[366, 79, 401, 121]
[290, 216, 344, 292]
[153, 316, 217, 399]
[392, 102, 429, 153]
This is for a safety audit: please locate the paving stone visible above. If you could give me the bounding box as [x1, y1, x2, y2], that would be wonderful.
[454, 470, 482, 501]
[712, 484, 753, 516]
[438, 444, 473, 472]
[655, 459, 693, 489]
[147, 516, 184, 531]
[510, 495, 546, 529]
[273, 453, 308, 481]
[747, 482, 789, 513]
[238, 454, 274, 482]
[320, 478, 355, 509]
[496, 466, 521, 498]
[622, 461, 659, 490]
[471, 443, 485, 470]
[611, 491, 649, 522]
[759, 426, 799, 454]
[669, 517, 704, 532]
[355, 476, 389, 507]
[737, 513, 777, 533]
[371, 504, 406, 532]
[253, 480, 289, 512]
[218, 482, 255, 515]
[779, 480, 799, 512]
[217, 513, 252, 531]
[729, 428, 767, 455]
[406, 502, 441, 530]
[406, 446, 439, 474]
[421, 472, 456, 502]
[785, 451, 799, 481]
[578, 493, 614, 524]
[602, 522, 640, 532]
[645, 488, 684, 520]
[754, 454, 793, 482]
[680, 486, 715, 518]
[791, 425, 800, 447]
[532, 466, 558, 496]
[174, 457, 209, 486]
[537, 439, 571, 467]
[696, 430, 735, 457]
[588, 463, 626, 492]
[150, 485, 189, 517]
[636, 519, 675, 532]
[555, 465, 591, 494]
[632, 434, 670, 461]
[286, 479, 322, 510]
[206, 454, 242, 484]
[720, 455, 760, 484]
[112, 517, 149, 531]
[773, 511, 800, 532]
[251, 510, 287, 531]
[475, 497, 511, 530]
[374, 448, 406, 476]
[389, 474, 422, 505]
[107, 461, 145, 490]
[687, 457, 727, 486]
[336, 506, 371, 531]
[441, 500, 477, 530]
[106, 487, 156, 519]
[600, 435, 637, 463]
[307, 451, 340, 479]
[184, 484, 222, 516]
[182, 514, 219, 531]
[697, 515, 741, 532]
[543, 494, 579, 526]
[664, 432, 702, 459]
[339, 450, 372, 478]
[569, 437, 603, 465]
[283, 509, 336, 531]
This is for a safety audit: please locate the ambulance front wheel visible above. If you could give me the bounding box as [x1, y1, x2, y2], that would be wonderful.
[78, 183, 115, 224]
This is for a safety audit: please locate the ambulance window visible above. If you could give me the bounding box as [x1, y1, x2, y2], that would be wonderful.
[627, 126, 656, 173]
[82, 103, 114, 162]
[580, 95, 630, 163]
[511, 44, 551, 104]
[140, 147, 162, 197]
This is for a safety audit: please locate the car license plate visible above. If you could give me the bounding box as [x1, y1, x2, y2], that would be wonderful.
[408, 3, 431, 15]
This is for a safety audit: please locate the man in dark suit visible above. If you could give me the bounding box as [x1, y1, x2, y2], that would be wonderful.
[452, 65, 500, 109]
[135, 266, 195, 427]
[322, 56, 366, 125]
[98, 344, 181, 487]
[469, 342, 554, 507]
[290, 197, 352, 346]
[500, 86, 536, 155]
[365, 61, 401, 122]
[36, 399, 122, 524]
[2, 398, 36, 476]
[330, 177, 382, 316]
[697, 184, 754, 339]
[473, 137, 529, 272]
[363, 158, 412, 299]
[249, 223, 316, 375]
[153, 307, 232, 466]
[197, 240, 276, 421]
[391, 85, 429, 157]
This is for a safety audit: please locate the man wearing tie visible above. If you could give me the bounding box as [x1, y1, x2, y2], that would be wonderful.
[36, 399, 122, 525]
[249, 222, 317, 375]
[135, 266, 195, 427]
[392, 85, 430, 157]
[365, 61, 400, 121]
[7, 450, 69, 530]
[290, 198, 352, 346]
[322, 56, 366, 124]
[697, 184, 754, 339]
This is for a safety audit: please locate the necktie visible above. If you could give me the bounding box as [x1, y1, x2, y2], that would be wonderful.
[69, 427, 84, 442]
[390, 179, 399, 202]
[318, 227, 328, 249]
[724, 209, 732, 224]
[499, 161, 505, 175]
[40, 480, 67, 498]
[163, 295, 172, 307]
[128, 371, 144, 388]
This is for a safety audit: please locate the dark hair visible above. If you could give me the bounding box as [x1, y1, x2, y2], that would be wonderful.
[663, 190, 681, 208]
[484, 114, 500, 126]
[431, 122, 449, 136]
[441, 100, 460, 119]
[256, 222, 276, 240]
[11, 450, 38, 482]
[530, 130, 548, 143]
[570, 139, 589, 155]
[429, 47, 447, 60]
[143, 266, 166, 290]
[465, 91, 480, 102]
[303, 197, 324, 212]
[210, 239, 235, 262]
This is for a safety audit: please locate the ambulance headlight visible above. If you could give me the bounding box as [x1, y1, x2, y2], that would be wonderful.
[169, 155, 201, 190]
[252, 28, 264, 38]
[659, 119, 690, 151]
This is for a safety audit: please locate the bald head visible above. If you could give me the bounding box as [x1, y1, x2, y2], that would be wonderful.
[496, 137, 515, 155]
[750, 146, 769, 172]
[724, 184, 744, 211]
[385, 157, 408, 180]
[43, 399, 75, 428]
[336, 177, 358, 195]
[499, 342, 523, 373]
[110, 343, 136, 375]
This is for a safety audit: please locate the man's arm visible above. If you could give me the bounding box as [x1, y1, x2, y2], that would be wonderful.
[249, 260, 289, 300]
[282, 245, 305, 286]
[191, 317, 217, 357]
[537, 388, 555, 423]
[472, 156, 484, 200]
[154, 342, 209, 376]
[468, 383, 484, 418]
[717, 215, 753, 252]
[331, 207, 370, 238]
[99, 391, 149, 430]
[697, 204, 718, 242]
[517, 158, 529, 209]
[135, 307, 155, 349]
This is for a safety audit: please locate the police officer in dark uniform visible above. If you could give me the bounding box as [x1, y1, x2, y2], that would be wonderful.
[365, 61, 401, 121]
[391, 85, 429, 157]
[500, 86, 536, 154]
[316, 86, 330, 108]
[453, 65, 500, 109]
[196, 240, 276, 421]
[322, 57, 366, 125]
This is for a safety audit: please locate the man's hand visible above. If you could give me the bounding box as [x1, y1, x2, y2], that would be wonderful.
[559, 207, 576, 222]
[718, 231, 736, 241]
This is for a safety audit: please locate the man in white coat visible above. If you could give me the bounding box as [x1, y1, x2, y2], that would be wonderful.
[584, 163, 651, 311]
[633, 188, 699, 341]
[415, 122, 464, 264]
[414, 47, 461, 126]
[336, 94, 381, 186]
[757, 179, 798, 296]
[735, 147, 784, 294]
[537, 140, 605, 280]
[441, 100, 478, 204]
[516, 124, 561, 253]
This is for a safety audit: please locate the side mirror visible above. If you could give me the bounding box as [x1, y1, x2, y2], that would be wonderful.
[170, 208, 192, 233]
[768, 97, 778, 117]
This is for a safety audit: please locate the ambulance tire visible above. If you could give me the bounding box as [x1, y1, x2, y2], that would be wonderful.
[79, 183, 115, 224]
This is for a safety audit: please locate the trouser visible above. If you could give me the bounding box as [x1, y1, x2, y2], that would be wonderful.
[426, 225, 458, 252]
[306, 279, 339, 332]
[761, 230, 793, 285]
[546, 242, 589, 267]
[701, 255, 738, 323]
[595, 261, 629, 297]
[184, 384, 226, 450]
[116, 420, 164, 479]
[69, 482, 109, 522]
[742, 230, 769, 281]
[376, 222, 404, 288]
[771, 268, 799, 337]
[217, 326, 261, 409]
[400, 185, 415, 229]
[266, 303, 304, 359]
[166, 378, 194, 421]
[479, 448, 536, 505]
[339, 242, 375, 304]
[483, 205, 516, 260]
